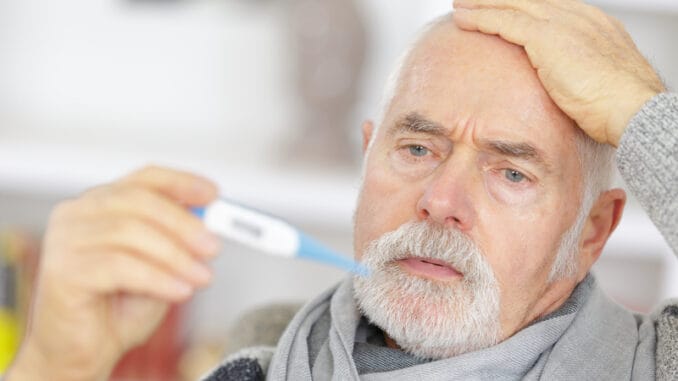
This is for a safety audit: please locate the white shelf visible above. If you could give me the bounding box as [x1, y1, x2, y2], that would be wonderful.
[0, 139, 361, 230]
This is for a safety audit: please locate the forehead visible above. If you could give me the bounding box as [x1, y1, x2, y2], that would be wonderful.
[382, 25, 579, 162]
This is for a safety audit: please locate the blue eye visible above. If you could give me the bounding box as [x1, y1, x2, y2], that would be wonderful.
[504, 169, 526, 183]
[408, 145, 429, 157]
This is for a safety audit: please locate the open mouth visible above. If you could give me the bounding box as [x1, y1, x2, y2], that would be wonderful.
[396, 257, 463, 281]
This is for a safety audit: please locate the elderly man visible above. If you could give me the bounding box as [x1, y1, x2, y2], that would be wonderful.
[5, 1, 677, 380]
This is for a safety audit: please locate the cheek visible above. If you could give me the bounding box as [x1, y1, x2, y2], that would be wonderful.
[479, 218, 564, 324]
[353, 156, 420, 258]
[478, 205, 565, 288]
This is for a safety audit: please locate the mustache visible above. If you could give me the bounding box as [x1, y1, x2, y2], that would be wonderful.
[361, 221, 489, 281]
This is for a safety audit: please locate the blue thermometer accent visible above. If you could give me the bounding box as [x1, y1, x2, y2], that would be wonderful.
[191, 199, 370, 277]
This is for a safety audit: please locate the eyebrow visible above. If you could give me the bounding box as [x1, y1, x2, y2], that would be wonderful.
[389, 112, 448, 136]
[479, 139, 551, 170]
[388, 112, 552, 171]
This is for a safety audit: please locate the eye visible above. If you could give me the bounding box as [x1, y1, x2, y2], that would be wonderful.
[408, 145, 429, 157]
[504, 169, 526, 183]
[389, 141, 442, 179]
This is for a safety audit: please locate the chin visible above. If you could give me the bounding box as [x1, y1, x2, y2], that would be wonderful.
[353, 264, 502, 360]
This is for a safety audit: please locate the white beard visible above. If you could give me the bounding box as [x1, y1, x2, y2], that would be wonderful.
[353, 221, 502, 359]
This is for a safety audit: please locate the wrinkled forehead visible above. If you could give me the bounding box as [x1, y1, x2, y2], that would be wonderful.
[382, 22, 580, 162]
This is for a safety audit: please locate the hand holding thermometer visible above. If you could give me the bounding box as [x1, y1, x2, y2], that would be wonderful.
[191, 199, 371, 277]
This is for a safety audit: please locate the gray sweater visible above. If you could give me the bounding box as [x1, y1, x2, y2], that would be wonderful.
[206, 93, 678, 381]
[617, 92, 678, 380]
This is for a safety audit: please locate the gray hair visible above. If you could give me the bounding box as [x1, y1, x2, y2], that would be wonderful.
[549, 131, 615, 281]
[366, 13, 616, 281]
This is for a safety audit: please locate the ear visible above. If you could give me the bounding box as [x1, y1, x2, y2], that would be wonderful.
[361, 120, 375, 154]
[575, 188, 626, 282]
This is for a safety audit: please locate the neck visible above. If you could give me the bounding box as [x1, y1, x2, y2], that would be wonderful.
[518, 277, 581, 330]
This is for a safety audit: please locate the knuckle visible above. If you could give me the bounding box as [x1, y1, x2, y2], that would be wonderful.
[606, 14, 622, 26]
[118, 164, 163, 185]
[110, 217, 147, 240]
[44, 199, 90, 252]
[114, 184, 146, 203]
[135, 163, 164, 179]
[598, 14, 619, 31]
[527, 1, 548, 15]
[91, 184, 149, 214]
[581, 4, 609, 24]
[49, 200, 76, 223]
[606, 15, 628, 34]
[92, 189, 120, 212]
[81, 184, 123, 211]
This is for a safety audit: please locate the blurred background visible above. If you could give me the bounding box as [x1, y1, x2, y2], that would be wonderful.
[0, 0, 676, 379]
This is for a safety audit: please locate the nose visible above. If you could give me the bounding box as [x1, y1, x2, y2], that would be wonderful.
[415, 160, 476, 231]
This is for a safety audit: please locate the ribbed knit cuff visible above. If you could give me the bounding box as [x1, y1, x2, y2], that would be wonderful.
[654, 300, 678, 381]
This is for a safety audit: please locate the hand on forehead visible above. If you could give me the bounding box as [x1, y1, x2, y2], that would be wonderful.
[451, 0, 666, 146]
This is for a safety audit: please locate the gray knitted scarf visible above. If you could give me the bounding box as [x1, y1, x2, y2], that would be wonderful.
[267, 275, 656, 380]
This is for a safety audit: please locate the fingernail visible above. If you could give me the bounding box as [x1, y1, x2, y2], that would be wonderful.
[194, 232, 222, 256]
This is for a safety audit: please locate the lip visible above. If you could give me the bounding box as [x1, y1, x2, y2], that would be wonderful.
[397, 257, 463, 281]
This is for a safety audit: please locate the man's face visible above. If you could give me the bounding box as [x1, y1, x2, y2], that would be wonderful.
[353, 24, 584, 356]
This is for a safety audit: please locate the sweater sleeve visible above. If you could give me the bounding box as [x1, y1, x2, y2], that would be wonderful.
[616, 92, 678, 255]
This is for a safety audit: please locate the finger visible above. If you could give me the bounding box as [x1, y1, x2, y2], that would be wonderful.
[121, 165, 218, 206]
[452, 8, 543, 47]
[81, 186, 221, 258]
[77, 217, 213, 287]
[453, 0, 557, 20]
[87, 250, 196, 302]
